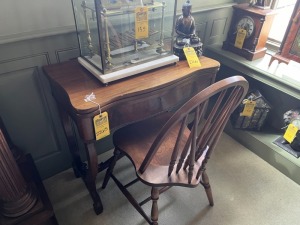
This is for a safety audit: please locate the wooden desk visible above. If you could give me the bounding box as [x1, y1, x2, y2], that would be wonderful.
[43, 56, 220, 215]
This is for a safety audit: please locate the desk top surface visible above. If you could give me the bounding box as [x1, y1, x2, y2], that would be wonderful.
[43, 56, 220, 114]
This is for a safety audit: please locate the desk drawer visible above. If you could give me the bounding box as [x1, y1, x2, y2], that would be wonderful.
[109, 72, 214, 130]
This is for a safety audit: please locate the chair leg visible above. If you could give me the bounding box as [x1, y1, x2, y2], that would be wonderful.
[200, 170, 214, 206]
[151, 187, 159, 225]
[111, 174, 152, 224]
[102, 148, 120, 189]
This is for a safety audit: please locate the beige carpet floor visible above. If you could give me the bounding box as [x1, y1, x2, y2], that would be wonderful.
[43, 133, 300, 225]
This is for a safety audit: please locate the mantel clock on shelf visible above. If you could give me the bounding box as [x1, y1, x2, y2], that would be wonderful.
[71, 0, 179, 84]
[222, 3, 276, 61]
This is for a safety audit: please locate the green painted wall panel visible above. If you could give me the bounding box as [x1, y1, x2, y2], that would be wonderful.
[0, 1, 234, 178]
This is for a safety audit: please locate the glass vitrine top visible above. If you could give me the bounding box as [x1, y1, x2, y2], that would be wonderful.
[71, 0, 178, 84]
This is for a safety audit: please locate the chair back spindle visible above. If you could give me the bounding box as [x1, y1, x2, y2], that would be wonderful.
[138, 76, 248, 184]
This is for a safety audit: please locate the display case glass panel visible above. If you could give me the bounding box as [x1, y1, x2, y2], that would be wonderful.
[71, 0, 179, 84]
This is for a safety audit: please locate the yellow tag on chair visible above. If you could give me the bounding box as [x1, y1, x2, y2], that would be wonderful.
[93, 112, 110, 140]
[135, 6, 149, 39]
[234, 29, 246, 49]
[284, 124, 299, 143]
[240, 100, 256, 117]
[183, 47, 201, 68]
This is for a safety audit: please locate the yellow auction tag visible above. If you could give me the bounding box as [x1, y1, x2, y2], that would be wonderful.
[183, 47, 201, 68]
[284, 124, 299, 143]
[234, 29, 246, 49]
[93, 112, 110, 140]
[135, 6, 149, 39]
[240, 100, 256, 117]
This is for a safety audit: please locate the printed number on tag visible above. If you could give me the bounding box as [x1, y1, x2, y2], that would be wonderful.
[93, 112, 110, 140]
[183, 47, 201, 68]
[135, 6, 149, 39]
[240, 100, 256, 117]
[284, 124, 298, 143]
[234, 29, 246, 49]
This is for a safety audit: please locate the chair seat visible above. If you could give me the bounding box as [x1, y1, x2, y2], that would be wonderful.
[113, 112, 206, 187]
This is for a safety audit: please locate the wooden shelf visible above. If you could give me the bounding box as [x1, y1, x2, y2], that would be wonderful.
[204, 44, 300, 185]
[205, 44, 300, 100]
[225, 123, 300, 184]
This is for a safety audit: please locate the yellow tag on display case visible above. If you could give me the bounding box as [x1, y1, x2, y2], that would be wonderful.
[135, 6, 149, 39]
[183, 47, 201, 68]
[284, 124, 299, 143]
[93, 112, 110, 140]
[234, 29, 247, 49]
[240, 100, 256, 117]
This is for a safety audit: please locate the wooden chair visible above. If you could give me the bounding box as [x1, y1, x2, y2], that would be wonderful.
[102, 76, 249, 225]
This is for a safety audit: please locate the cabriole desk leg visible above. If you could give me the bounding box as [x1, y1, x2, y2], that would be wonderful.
[84, 143, 103, 214]
[58, 106, 103, 214]
[58, 106, 84, 178]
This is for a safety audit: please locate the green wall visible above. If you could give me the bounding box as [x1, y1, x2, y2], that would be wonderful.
[0, 0, 235, 178]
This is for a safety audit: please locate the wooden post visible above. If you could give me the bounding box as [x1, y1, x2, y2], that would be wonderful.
[0, 130, 37, 217]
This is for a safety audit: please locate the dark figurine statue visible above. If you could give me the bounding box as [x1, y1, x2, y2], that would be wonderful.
[173, 0, 202, 60]
[175, 1, 196, 38]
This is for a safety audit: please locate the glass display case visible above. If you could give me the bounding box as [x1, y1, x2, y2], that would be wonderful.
[71, 0, 179, 84]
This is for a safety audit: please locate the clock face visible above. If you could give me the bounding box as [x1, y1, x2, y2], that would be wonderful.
[236, 16, 255, 39]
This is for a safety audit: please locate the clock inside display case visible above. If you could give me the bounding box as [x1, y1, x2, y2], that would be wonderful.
[222, 3, 276, 61]
[71, 0, 179, 84]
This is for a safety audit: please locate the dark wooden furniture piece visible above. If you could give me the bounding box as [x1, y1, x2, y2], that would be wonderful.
[102, 76, 249, 225]
[42, 56, 220, 215]
[0, 126, 37, 218]
[270, 0, 300, 65]
[0, 118, 58, 225]
[222, 3, 276, 61]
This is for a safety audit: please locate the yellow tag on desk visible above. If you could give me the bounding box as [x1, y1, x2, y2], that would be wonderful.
[183, 47, 201, 68]
[240, 100, 256, 117]
[93, 112, 110, 140]
[284, 124, 299, 143]
[135, 6, 149, 39]
[234, 29, 246, 49]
